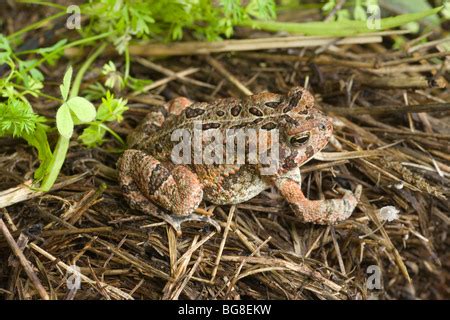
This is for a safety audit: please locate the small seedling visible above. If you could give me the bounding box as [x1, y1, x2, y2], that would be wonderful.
[39, 66, 97, 191]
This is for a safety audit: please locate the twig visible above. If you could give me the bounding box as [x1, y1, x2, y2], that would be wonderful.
[380, 51, 450, 67]
[0, 173, 87, 210]
[330, 227, 346, 276]
[322, 103, 450, 116]
[128, 33, 394, 56]
[211, 205, 236, 282]
[366, 65, 450, 76]
[131, 68, 199, 96]
[221, 255, 342, 292]
[135, 58, 215, 89]
[40, 226, 113, 237]
[324, 0, 347, 22]
[355, 74, 447, 88]
[0, 218, 49, 300]
[169, 250, 204, 300]
[408, 37, 450, 54]
[367, 128, 450, 140]
[29, 242, 133, 300]
[205, 56, 253, 96]
[224, 236, 272, 298]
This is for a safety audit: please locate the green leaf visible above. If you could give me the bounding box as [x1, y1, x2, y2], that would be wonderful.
[37, 39, 68, 54]
[127, 76, 152, 92]
[354, 5, 367, 21]
[56, 103, 74, 139]
[96, 91, 128, 122]
[66, 97, 96, 123]
[79, 125, 106, 148]
[443, 2, 450, 19]
[322, 0, 336, 13]
[29, 67, 44, 82]
[60, 66, 73, 101]
[0, 99, 40, 137]
[23, 124, 53, 181]
[0, 34, 11, 52]
[240, 6, 444, 36]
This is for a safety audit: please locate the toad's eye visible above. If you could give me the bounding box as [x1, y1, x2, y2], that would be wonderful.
[290, 133, 310, 147]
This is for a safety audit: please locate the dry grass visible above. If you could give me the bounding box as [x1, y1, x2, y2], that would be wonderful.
[0, 6, 449, 301]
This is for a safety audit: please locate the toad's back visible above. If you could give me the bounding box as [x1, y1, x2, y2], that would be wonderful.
[128, 90, 310, 162]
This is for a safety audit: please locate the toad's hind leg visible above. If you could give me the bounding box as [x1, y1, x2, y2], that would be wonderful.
[118, 149, 220, 235]
[275, 169, 362, 224]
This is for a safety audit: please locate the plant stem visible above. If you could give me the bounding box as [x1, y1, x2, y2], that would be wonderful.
[70, 43, 107, 98]
[16, 0, 67, 10]
[39, 135, 69, 191]
[39, 44, 106, 191]
[12, 84, 63, 102]
[124, 46, 131, 83]
[7, 11, 67, 40]
[99, 123, 125, 146]
[238, 6, 442, 36]
[21, 32, 112, 75]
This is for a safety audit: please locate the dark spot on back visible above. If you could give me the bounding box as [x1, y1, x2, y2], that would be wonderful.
[249, 107, 263, 117]
[265, 101, 280, 108]
[148, 164, 171, 195]
[230, 123, 248, 130]
[282, 115, 299, 126]
[202, 122, 221, 130]
[185, 107, 206, 119]
[261, 122, 277, 130]
[282, 105, 293, 113]
[283, 91, 304, 113]
[252, 118, 264, 125]
[231, 104, 242, 117]
[216, 110, 225, 117]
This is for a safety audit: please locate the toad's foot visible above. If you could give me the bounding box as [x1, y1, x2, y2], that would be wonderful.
[119, 190, 220, 235]
[163, 213, 221, 236]
[276, 178, 362, 224]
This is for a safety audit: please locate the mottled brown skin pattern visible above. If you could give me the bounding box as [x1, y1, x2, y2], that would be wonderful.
[118, 87, 362, 234]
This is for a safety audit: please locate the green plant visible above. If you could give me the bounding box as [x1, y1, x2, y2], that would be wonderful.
[80, 91, 128, 148]
[39, 44, 105, 191]
[322, 0, 379, 21]
[0, 98, 52, 180]
[241, 6, 443, 36]
[0, 38, 126, 191]
[83, 0, 277, 49]
[0, 34, 54, 181]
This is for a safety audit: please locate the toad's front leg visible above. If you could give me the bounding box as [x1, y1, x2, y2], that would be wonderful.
[274, 171, 362, 224]
[118, 149, 220, 235]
